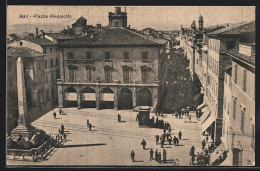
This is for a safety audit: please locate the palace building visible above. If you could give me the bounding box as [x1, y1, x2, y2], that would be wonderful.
[56, 10, 168, 110]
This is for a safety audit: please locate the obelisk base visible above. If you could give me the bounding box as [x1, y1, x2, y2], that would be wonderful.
[11, 125, 32, 141]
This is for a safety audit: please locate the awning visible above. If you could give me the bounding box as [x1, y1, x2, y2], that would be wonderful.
[201, 113, 215, 133]
[209, 142, 228, 165]
[193, 93, 201, 101]
[199, 107, 210, 122]
[219, 152, 233, 166]
[197, 103, 206, 110]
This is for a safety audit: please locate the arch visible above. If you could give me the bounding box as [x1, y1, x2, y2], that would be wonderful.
[118, 88, 133, 110]
[136, 88, 152, 106]
[64, 86, 77, 108]
[81, 86, 96, 108]
[100, 87, 114, 109]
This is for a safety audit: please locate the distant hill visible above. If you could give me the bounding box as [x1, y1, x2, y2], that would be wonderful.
[7, 23, 68, 36]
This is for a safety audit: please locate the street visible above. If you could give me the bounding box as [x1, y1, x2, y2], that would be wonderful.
[7, 108, 203, 166]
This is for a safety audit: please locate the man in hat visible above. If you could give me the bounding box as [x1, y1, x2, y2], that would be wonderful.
[150, 149, 154, 161]
[131, 150, 135, 162]
[141, 139, 147, 149]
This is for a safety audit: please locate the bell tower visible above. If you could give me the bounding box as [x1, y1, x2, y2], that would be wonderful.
[199, 15, 203, 32]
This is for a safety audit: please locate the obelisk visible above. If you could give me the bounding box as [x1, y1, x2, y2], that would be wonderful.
[11, 57, 32, 141]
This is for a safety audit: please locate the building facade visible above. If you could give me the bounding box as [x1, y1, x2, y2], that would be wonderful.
[56, 27, 167, 110]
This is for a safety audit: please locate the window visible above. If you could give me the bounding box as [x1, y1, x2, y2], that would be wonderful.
[234, 64, 238, 84]
[55, 47, 58, 52]
[45, 75, 48, 84]
[39, 77, 42, 85]
[8, 61, 13, 71]
[105, 52, 110, 60]
[46, 90, 49, 101]
[51, 72, 54, 82]
[56, 58, 59, 66]
[50, 48, 52, 53]
[86, 52, 92, 59]
[8, 78, 13, 87]
[114, 21, 119, 27]
[123, 52, 129, 59]
[45, 60, 48, 68]
[141, 68, 149, 84]
[67, 52, 74, 59]
[86, 68, 93, 83]
[51, 59, 53, 67]
[56, 70, 60, 79]
[43, 48, 46, 54]
[52, 87, 55, 99]
[142, 52, 148, 60]
[233, 97, 237, 119]
[243, 69, 247, 92]
[38, 61, 41, 70]
[104, 68, 112, 83]
[240, 107, 245, 134]
[251, 124, 255, 151]
[68, 68, 76, 82]
[123, 69, 130, 83]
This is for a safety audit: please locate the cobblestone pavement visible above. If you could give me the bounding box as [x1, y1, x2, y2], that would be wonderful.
[7, 108, 203, 166]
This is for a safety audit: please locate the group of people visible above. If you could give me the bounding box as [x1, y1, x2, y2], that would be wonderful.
[174, 107, 190, 119]
[53, 108, 65, 119]
[151, 149, 167, 163]
[156, 130, 182, 147]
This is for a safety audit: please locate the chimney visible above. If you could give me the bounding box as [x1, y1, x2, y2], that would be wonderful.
[36, 27, 39, 37]
[40, 30, 45, 39]
[115, 7, 121, 15]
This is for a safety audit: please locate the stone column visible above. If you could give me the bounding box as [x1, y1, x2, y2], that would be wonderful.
[132, 87, 136, 108]
[114, 87, 118, 110]
[57, 79, 64, 108]
[152, 87, 158, 108]
[11, 57, 32, 141]
[77, 83, 81, 109]
[95, 85, 101, 110]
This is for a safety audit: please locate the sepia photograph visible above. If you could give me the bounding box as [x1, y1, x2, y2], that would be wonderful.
[6, 5, 255, 166]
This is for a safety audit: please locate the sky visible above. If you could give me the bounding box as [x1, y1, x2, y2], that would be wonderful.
[7, 6, 255, 31]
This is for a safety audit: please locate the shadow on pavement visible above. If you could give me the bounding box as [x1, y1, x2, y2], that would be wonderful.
[134, 160, 144, 162]
[58, 143, 106, 148]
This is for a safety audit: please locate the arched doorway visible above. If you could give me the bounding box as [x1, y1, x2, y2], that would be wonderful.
[100, 88, 114, 109]
[81, 87, 96, 108]
[118, 88, 133, 109]
[137, 88, 152, 106]
[64, 87, 77, 108]
[233, 148, 242, 166]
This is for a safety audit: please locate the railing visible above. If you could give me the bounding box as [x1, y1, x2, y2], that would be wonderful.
[7, 136, 63, 162]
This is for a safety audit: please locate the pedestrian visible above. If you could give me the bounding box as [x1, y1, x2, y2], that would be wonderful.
[118, 114, 121, 122]
[163, 128, 166, 135]
[163, 149, 167, 163]
[173, 136, 177, 146]
[58, 129, 61, 134]
[189, 146, 195, 157]
[59, 108, 62, 115]
[168, 126, 171, 134]
[202, 139, 206, 149]
[61, 124, 65, 131]
[89, 123, 92, 131]
[155, 149, 158, 161]
[141, 139, 146, 149]
[178, 131, 182, 140]
[53, 112, 56, 119]
[150, 149, 154, 161]
[168, 136, 172, 145]
[158, 152, 162, 163]
[131, 150, 135, 162]
[87, 119, 89, 126]
[206, 135, 209, 142]
[63, 133, 66, 141]
[156, 135, 159, 144]
[176, 138, 179, 146]
[190, 155, 195, 165]
[136, 113, 139, 121]
[161, 138, 164, 148]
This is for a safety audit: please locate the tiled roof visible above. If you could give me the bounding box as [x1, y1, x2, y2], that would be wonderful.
[7, 47, 44, 58]
[207, 21, 255, 35]
[24, 37, 57, 46]
[58, 28, 167, 47]
[203, 26, 226, 34]
[45, 33, 77, 40]
[226, 47, 255, 66]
